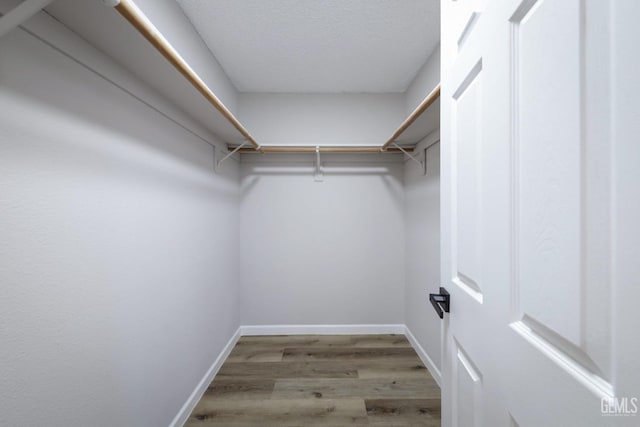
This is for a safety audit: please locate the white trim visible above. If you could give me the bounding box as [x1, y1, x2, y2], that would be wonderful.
[240, 324, 406, 336]
[0, 0, 55, 39]
[169, 327, 241, 427]
[404, 325, 442, 387]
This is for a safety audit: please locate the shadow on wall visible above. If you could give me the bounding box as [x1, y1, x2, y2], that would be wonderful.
[381, 174, 405, 217]
[0, 30, 238, 198]
[240, 167, 396, 176]
[241, 175, 261, 198]
[239, 154, 406, 214]
[240, 153, 404, 176]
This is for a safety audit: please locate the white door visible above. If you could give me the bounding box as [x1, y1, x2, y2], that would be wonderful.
[440, 0, 640, 425]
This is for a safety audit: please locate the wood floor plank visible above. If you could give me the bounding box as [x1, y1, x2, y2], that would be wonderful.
[226, 346, 284, 363]
[272, 378, 441, 400]
[235, 335, 353, 347]
[216, 361, 358, 380]
[185, 398, 369, 426]
[282, 347, 420, 362]
[365, 398, 441, 426]
[357, 362, 433, 379]
[202, 379, 275, 400]
[235, 334, 411, 349]
[350, 334, 411, 348]
[217, 359, 430, 380]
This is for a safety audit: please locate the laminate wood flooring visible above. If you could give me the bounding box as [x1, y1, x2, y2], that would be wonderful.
[185, 334, 441, 426]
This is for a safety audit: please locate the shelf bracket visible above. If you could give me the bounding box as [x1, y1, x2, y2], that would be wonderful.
[393, 143, 426, 175]
[314, 145, 323, 182]
[214, 140, 249, 172]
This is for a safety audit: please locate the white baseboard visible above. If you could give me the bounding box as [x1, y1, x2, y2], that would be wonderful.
[404, 325, 442, 387]
[169, 327, 241, 427]
[240, 324, 406, 336]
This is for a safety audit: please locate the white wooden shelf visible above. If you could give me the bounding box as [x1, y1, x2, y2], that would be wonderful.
[383, 85, 440, 149]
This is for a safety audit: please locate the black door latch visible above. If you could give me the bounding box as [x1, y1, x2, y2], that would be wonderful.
[429, 287, 450, 319]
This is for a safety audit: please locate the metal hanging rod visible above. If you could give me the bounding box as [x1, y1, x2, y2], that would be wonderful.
[231, 146, 412, 154]
[103, 0, 261, 151]
[381, 84, 441, 151]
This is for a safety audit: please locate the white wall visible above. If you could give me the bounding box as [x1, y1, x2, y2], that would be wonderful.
[44, 0, 240, 140]
[239, 154, 405, 327]
[238, 93, 405, 146]
[405, 45, 441, 115]
[131, 0, 239, 113]
[404, 132, 442, 380]
[0, 24, 240, 427]
[403, 44, 442, 379]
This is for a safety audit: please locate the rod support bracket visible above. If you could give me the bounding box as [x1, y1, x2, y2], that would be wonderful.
[214, 140, 249, 172]
[392, 143, 426, 175]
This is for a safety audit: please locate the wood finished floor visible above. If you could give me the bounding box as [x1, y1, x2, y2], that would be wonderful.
[185, 335, 441, 426]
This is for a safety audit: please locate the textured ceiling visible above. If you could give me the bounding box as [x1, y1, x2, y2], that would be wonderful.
[176, 0, 440, 93]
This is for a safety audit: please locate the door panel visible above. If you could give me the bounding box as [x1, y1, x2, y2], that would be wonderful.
[441, 1, 501, 425]
[513, 0, 583, 347]
[451, 0, 486, 53]
[441, 0, 636, 425]
[453, 340, 483, 427]
[453, 59, 483, 301]
[510, 0, 612, 391]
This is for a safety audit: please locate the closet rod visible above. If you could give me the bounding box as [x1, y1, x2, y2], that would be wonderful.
[233, 146, 411, 154]
[381, 84, 441, 151]
[104, 0, 261, 151]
